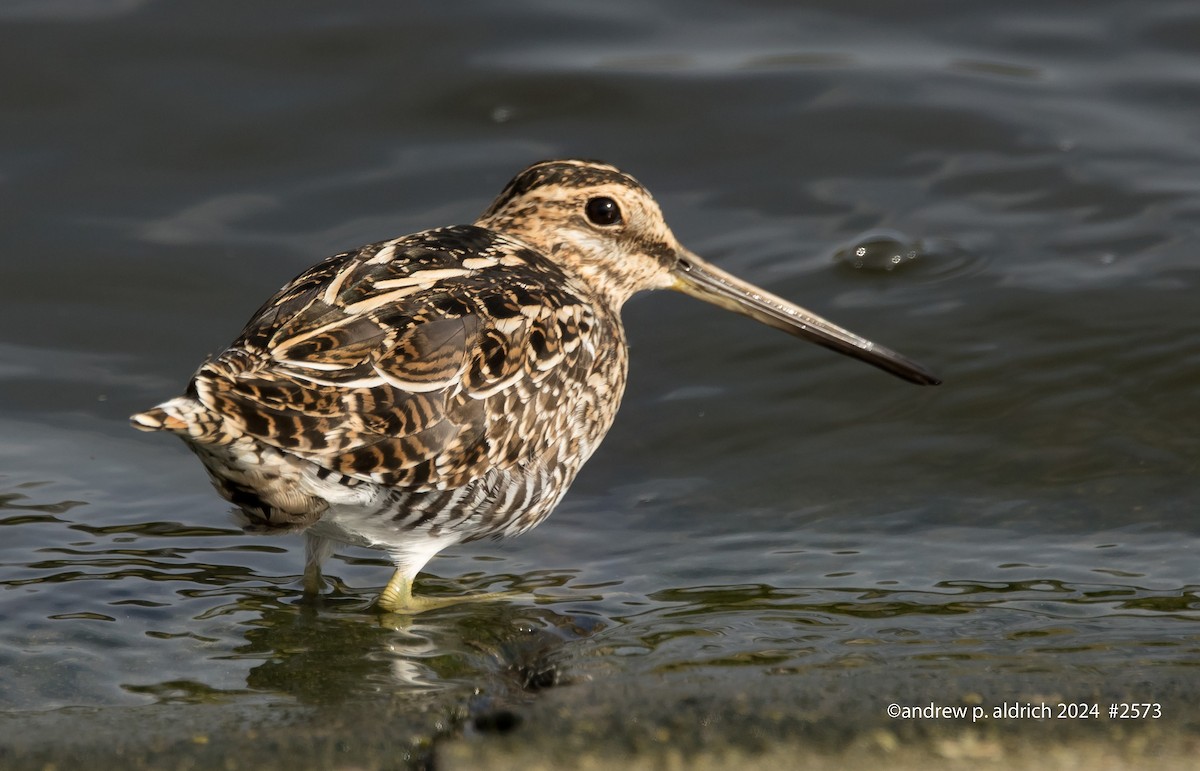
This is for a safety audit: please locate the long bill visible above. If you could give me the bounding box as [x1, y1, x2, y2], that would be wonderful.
[670, 249, 941, 386]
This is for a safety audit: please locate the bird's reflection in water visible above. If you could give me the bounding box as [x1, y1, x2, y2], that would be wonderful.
[231, 566, 604, 706]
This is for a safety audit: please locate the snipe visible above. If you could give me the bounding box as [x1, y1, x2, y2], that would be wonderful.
[132, 159, 939, 613]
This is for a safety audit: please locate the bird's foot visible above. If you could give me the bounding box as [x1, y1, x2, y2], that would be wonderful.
[376, 570, 520, 615]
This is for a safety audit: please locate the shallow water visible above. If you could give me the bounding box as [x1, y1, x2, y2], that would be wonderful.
[2, 0, 1198, 766]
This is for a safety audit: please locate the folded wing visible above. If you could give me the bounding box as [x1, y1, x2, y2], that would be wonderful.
[192, 226, 599, 493]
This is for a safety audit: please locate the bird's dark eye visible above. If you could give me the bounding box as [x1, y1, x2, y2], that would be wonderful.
[584, 196, 622, 227]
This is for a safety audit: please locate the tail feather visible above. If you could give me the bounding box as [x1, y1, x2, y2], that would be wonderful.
[130, 406, 187, 432]
[130, 396, 210, 436]
[131, 395, 239, 446]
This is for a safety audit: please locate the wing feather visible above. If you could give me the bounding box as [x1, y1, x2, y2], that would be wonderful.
[192, 225, 600, 492]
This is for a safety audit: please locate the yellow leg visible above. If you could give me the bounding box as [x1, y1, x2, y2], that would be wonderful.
[376, 569, 521, 614]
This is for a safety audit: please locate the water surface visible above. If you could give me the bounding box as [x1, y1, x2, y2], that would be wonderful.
[1, 0, 1197, 767]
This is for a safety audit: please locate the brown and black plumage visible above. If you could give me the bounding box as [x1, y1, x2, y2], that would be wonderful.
[132, 159, 939, 613]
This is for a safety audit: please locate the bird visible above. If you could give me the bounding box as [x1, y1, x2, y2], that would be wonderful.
[131, 159, 940, 614]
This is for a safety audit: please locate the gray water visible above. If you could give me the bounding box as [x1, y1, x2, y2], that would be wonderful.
[2, 1, 1198, 767]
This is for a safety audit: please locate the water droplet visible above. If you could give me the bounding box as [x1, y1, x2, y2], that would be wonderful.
[831, 229, 981, 282]
[832, 230, 922, 273]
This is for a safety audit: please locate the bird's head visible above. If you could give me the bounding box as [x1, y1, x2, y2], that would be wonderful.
[478, 159, 940, 386]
